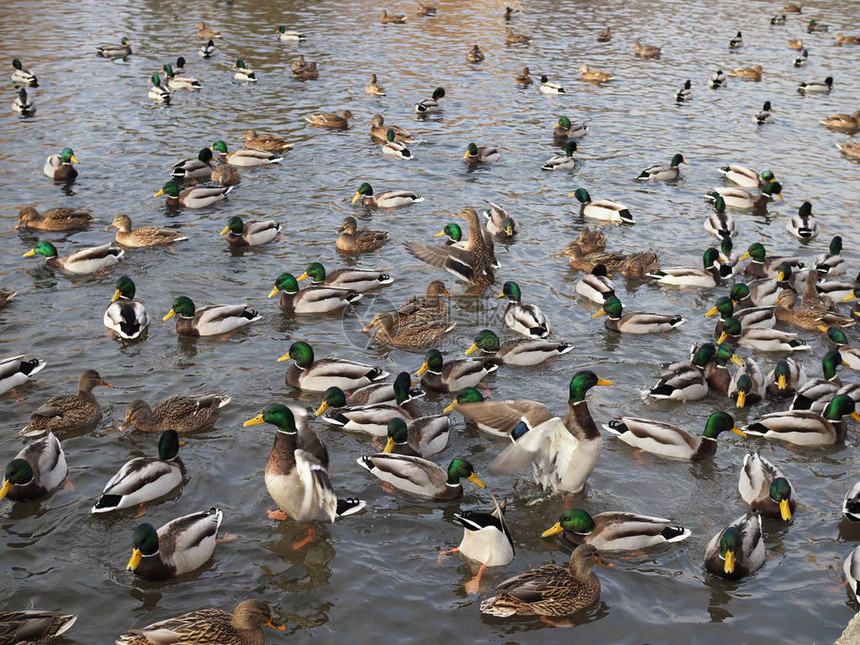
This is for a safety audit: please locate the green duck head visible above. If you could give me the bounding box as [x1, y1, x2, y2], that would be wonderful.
[564, 141, 577, 157]
[211, 140, 229, 155]
[176, 56, 185, 68]
[670, 153, 685, 167]
[821, 350, 845, 380]
[11, 59, 24, 71]
[157, 430, 183, 460]
[234, 59, 249, 69]
[702, 411, 745, 439]
[703, 247, 721, 269]
[771, 360, 791, 390]
[128, 523, 159, 570]
[153, 180, 181, 198]
[541, 508, 595, 538]
[22, 241, 58, 259]
[315, 387, 347, 415]
[770, 477, 793, 521]
[828, 235, 843, 256]
[569, 370, 613, 403]
[714, 342, 742, 367]
[824, 395, 860, 422]
[150, 74, 163, 87]
[269, 273, 299, 298]
[434, 223, 462, 243]
[197, 147, 214, 163]
[392, 371, 422, 404]
[718, 526, 742, 574]
[717, 316, 742, 342]
[464, 142, 479, 159]
[557, 116, 572, 129]
[691, 343, 717, 368]
[729, 283, 750, 305]
[446, 458, 485, 488]
[742, 242, 767, 263]
[417, 348, 444, 375]
[713, 195, 726, 213]
[497, 281, 522, 303]
[761, 181, 783, 200]
[443, 387, 485, 413]
[220, 216, 244, 236]
[352, 182, 373, 203]
[297, 262, 326, 283]
[1, 459, 34, 498]
[776, 262, 794, 283]
[162, 63, 175, 77]
[163, 296, 196, 320]
[59, 147, 78, 164]
[112, 276, 136, 302]
[570, 188, 591, 204]
[465, 329, 500, 355]
[277, 341, 315, 367]
[242, 403, 298, 433]
[594, 295, 623, 320]
[383, 418, 409, 452]
[825, 327, 848, 346]
[432, 87, 445, 100]
[734, 374, 753, 408]
[706, 296, 734, 320]
[759, 170, 775, 183]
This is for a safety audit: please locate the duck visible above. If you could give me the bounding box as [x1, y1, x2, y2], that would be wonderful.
[20, 370, 110, 437]
[445, 497, 514, 593]
[95, 37, 132, 59]
[364, 312, 455, 349]
[784, 3, 803, 11]
[807, 19, 828, 32]
[464, 142, 500, 163]
[597, 27, 612, 42]
[104, 276, 150, 340]
[381, 128, 413, 159]
[820, 111, 860, 131]
[602, 411, 744, 461]
[232, 59, 257, 82]
[268, 273, 361, 314]
[161, 63, 201, 90]
[706, 296, 775, 337]
[483, 202, 517, 241]
[91, 430, 185, 514]
[167, 55, 183, 74]
[315, 388, 417, 437]
[649, 343, 716, 401]
[383, 416, 450, 457]
[704, 196, 737, 238]
[119, 394, 230, 433]
[163, 296, 261, 337]
[297, 261, 392, 293]
[12, 88, 35, 115]
[171, 147, 215, 180]
[542, 509, 690, 551]
[335, 217, 390, 253]
[718, 317, 810, 352]
[0, 354, 46, 396]
[42, 147, 78, 181]
[788, 38, 804, 49]
[357, 454, 484, 500]
[632, 40, 662, 57]
[754, 101, 774, 124]
[416, 4, 437, 16]
[741, 244, 803, 280]
[823, 327, 860, 371]
[836, 34, 860, 45]
[126, 508, 222, 580]
[292, 61, 319, 80]
[553, 116, 587, 139]
[647, 248, 722, 288]
[728, 358, 766, 408]
[843, 481, 860, 521]
[575, 264, 615, 303]
[466, 45, 485, 63]
[771, 14, 787, 24]
[728, 65, 763, 80]
[675, 80, 692, 102]
[838, 141, 860, 158]
[147, 74, 171, 103]
[778, 289, 854, 331]
[845, 547, 860, 602]
[365, 73, 386, 95]
[637, 153, 685, 181]
[786, 201, 817, 240]
[705, 182, 783, 210]
[381, 9, 407, 23]
[717, 165, 774, 189]
[745, 394, 859, 445]
[579, 63, 614, 82]
[498, 281, 549, 338]
[240, 129, 293, 153]
[790, 350, 847, 411]
[16, 205, 93, 231]
[0, 291, 15, 309]
[390, 281, 450, 324]
[415, 86, 445, 113]
[766, 358, 807, 399]
[515, 66, 533, 85]
[444, 387, 538, 438]
[539, 75, 565, 94]
[732, 272, 784, 308]
[416, 348, 498, 393]
[569, 188, 633, 224]
[541, 141, 577, 171]
[798, 76, 833, 94]
[506, 28, 531, 44]
[709, 69, 727, 88]
[464, 329, 572, 366]
[116, 600, 284, 645]
[280, 341, 387, 392]
[704, 511, 764, 580]
[348, 372, 424, 409]
[276, 25, 306, 41]
[220, 216, 280, 247]
[739, 452, 796, 521]
[0, 611, 77, 643]
[110, 214, 187, 248]
[480, 544, 602, 617]
[9, 59, 37, 86]
[794, 49, 809, 66]
[352, 182, 422, 208]
[22, 241, 124, 275]
[153, 180, 233, 208]
[593, 296, 685, 334]
[369, 115, 414, 143]
[211, 140, 281, 166]
[305, 110, 355, 129]
[198, 40, 216, 58]
[195, 22, 221, 38]
[0, 433, 67, 502]
[728, 30, 744, 48]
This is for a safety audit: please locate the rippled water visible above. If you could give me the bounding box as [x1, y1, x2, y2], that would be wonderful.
[2, 0, 859, 642]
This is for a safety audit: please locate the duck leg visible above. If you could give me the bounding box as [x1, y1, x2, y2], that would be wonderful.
[463, 563, 486, 594]
[292, 526, 316, 550]
[268, 509, 289, 520]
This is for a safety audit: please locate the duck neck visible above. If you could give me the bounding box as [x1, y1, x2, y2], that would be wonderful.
[691, 436, 718, 461]
[564, 400, 600, 440]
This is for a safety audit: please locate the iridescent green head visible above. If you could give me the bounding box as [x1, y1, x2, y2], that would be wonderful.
[569, 370, 613, 403]
[465, 142, 479, 158]
[558, 509, 595, 534]
[386, 418, 409, 445]
[271, 273, 299, 296]
[761, 181, 783, 198]
[824, 395, 858, 421]
[440, 223, 462, 243]
[22, 241, 58, 259]
[772, 360, 790, 389]
[280, 341, 315, 368]
[713, 195, 726, 213]
[131, 523, 160, 557]
[197, 147, 213, 162]
[691, 343, 717, 367]
[826, 327, 848, 347]
[770, 477, 793, 520]
[113, 276, 136, 301]
[167, 296, 196, 318]
[703, 247, 721, 269]
[299, 262, 326, 283]
[157, 430, 182, 460]
[760, 170, 775, 183]
[729, 283, 750, 304]
[719, 526, 741, 572]
[393, 371, 421, 404]
[150, 74, 163, 87]
[432, 87, 445, 100]
[162, 63, 175, 77]
[242, 403, 298, 433]
[720, 317, 742, 338]
[446, 458, 484, 487]
[235, 59, 249, 69]
[448, 387, 485, 412]
[828, 235, 843, 256]
[558, 116, 571, 129]
[320, 386, 348, 409]
[571, 188, 591, 204]
[3, 459, 34, 487]
[498, 281, 522, 303]
[223, 216, 244, 235]
[419, 348, 444, 374]
[714, 342, 737, 367]
[563, 141, 577, 157]
[707, 296, 734, 320]
[467, 329, 500, 355]
[745, 242, 767, 263]
[11, 59, 24, 71]
[60, 148, 77, 164]
[701, 411, 743, 439]
[601, 296, 624, 319]
[670, 153, 685, 167]
[822, 350, 844, 380]
[156, 180, 181, 198]
[211, 140, 229, 154]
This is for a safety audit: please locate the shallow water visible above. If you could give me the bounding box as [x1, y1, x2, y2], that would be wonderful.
[1, 0, 860, 642]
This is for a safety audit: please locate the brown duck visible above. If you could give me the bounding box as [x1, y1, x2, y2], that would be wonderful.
[119, 394, 231, 433]
[21, 369, 111, 437]
[16, 205, 93, 231]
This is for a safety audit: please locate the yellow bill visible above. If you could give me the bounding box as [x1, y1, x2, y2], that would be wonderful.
[276, 351, 291, 362]
[467, 472, 486, 488]
[416, 362, 429, 376]
[723, 549, 735, 574]
[296, 272, 309, 281]
[314, 401, 329, 416]
[592, 308, 606, 319]
[162, 309, 176, 321]
[716, 332, 728, 344]
[464, 344, 479, 356]
[0, 479, 12, 500]
[739, 252, 751, 261]
[153, 189, 165, 197]
[596, 377, 614, 386]
[267, 287, 279, 298]
[731, 354, 743, 366]
[443, 400, 458, 414]
[731, 426, 747, 438]
[126, 548, 143, 571]
[111, 289, 122, 303]
[22, 249, 36, 257]
[219, 225, 230, 235]
[779, 498, 792, 521]
[351, 191, 362, 204]
[243, 413, 265, 426]
[705, 306, 719, 317]
[541, 522, 564, 538]
[736, 390, 747, 408]
[70, 155, 79, 163]
[383, 437, 396, 453]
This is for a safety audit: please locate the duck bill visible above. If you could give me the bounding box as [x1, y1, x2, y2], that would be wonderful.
[776, 193, 785, 202]
[351, 191, 362, 204]
[296, 272, 309, 282]
[467, 473, 486, 488]
[266, 618, 286, 631]
[383, 437, 396, 453]
[416, 362, 429, 376]
[723, 549, 736, 574]
[817, 324, 831, 333]
[592, 308, 606, 319]
[844, 294, 857, 302]
[314, 401, 329, 416]
[219, 225, 230, 235]
[504, 225, 514, 236]
[98, 379, 114, 388]
[705, 306, 719, 317]
[126, 548, 143, 571]
[243, 413, 265, 426]
[852, 411, 860, 424]
[716, 332, 729, 344]
[495, 292, 505, 299]
[736, 391, 747, 408]
[779, 498, 792, 521]
[443, 400, 458, 413]
[276, 351, 291, 363]
[464, 344, 479, 356]
[463, 151, 472, 159]
[731, 354, 744, 366]
[162, 309, 176, 321]
[111, 289, 122, 303]
[153, 189, 165, 197]
[739, 252, 751, 261]
[567, 192, 578, 198]
[22, 249, 36, 257]
[596, 378, 614, 386]
[433, 230, 447, 237]
[70, 155, 79, 163]
[267, 287, 279, 298]
[777, 374, 788, 389]
[541, 522, 564, 538]
[0, 479, 11, 500]
[731, 426, 747, 438]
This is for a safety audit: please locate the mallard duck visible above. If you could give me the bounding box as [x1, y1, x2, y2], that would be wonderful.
[579, 63, 614, 82]
[632, 40, 661, 57]
[111, 214, 187, 248]
[754, 101, 774, 124]
[381, 128, 413, 159]
[704, 342, 743, 394]
[732, 274, 782, 309]
[542, 509, 690, 551]
[787, 38, 804, 50]
[807, 19, 828, 32]
[675, 80, 692, 102]
[334, 217, 389, 253]
[444, 387, 529, 437]
[198, 40, 216, 58]
[466, 45, 485, 63]
[268, 273, 360, 314]
[766, 359, 807, 399]
[718, 316, 810, 352]
[739, 452, 795, 521]
[416, 4, 437, 16]
[717, 165, 774, 189]
[820, 111, 860, 132]
[10, 59, 37, 86]
[709, 69, 727, 88]
[357, 454, 484, 500]
[195, 21, 221, 38]
[597, 26, 611, 41]
[790, 350, 846, 411]
[445, 497, 513, 593]
[20, 370, 109, 437]
[163, 296, 261, 336]
[297, 261, 392, 293]
[240, 130, 293, 153]
[541, 141, 577, 171]
[91, 430, 185, 514]
[42, 147, 78, 181]
[497, 281, 549, 338]
[594, 296, 685, 334]
[506, 27, 531, 44]
[0, 290, 15, 309]
[293, 64, 318, 82]
[728, 65, 763, 80]
[777, 289, 854, 331]
[416, 348, 498, 393]
[415, 86, 445, 113]
[211, 164, 241, 186]
[352, 182, 422, 208]
[276, 25, 306, 41]
[823, 327, 860, 371]
[118, 394, 230, 433]
[637, 153, 685, 181]
[539, 75, 565, 94]
[844, 481, 860, 521]
[515, 66, 532, 85]
[211, 140, 281, 166]
[364, 312, 454, 349]
[291, 54, 307, 73]
[369, 115, 414, 143]
[315, 387, 416, 437]
[96, 37, 132, 58]
[838, 141, 860, 158]
[799, 76, 833, 94]
[649, 344, 716, 401]
[845, 547, 860, 602]
[784, 3, 802, 11]
[707, 182, 783, 210]
[835, 34, 860, 45]
[171, 147, 215, 180]
[348, 371, 423, 407]
[603, 411, 744, 461]
[771, 14, 786, 24]
[161, 63, 201, 91]
[706, 297, 775, 338]
[704, 511, 764, 580]
[728, 358, 766, 408]
[305, 110, 353, 129]
[0, 611, 77, 643]
[382, 416, 450, 457]
[786, 201, 817, 240]
[104, 276, 150, 340]
[812, 237, 846, 278]
[728, 30, 744, 48]
[575, 264, 615, 303]
[647, 248, 722, 288]
[232, 59, 257, 82]
[23, 241, 123, 275]
[126, 508, 222, 580]
[704, 196, 737, 239]
[482, 202, 517, 241]
[465, 329, 572, 366]
[1, 432, 67, 502]
[365, 73, 386, 95]
[464, 142, 499, 163]
[116, 600, 284, 645]
[793, 48, 809, 66]
[153, 180, 233, 208]
[745, 394, 859, 445]
[569, 188, 633, 224]
[0, 354, 45, 396]
[220, 216, 280, 248]
[381, 9, 407, 23]
[13, 87, 35, 115]
[480, 544, 602, 617]
[279, 341, 387, 392]
[147, 74, 171, 103]
[553, 116, 587, 139]
[16, 205, 93, 231]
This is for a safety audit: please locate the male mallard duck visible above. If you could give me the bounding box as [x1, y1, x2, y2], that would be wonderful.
[539, 75, 565, 94]
[706, 182, 783, 210]
[20, 370, 110, 437]
[602, 411, 744, 461]
[357, 454, 484, 500]
[211, 140, 281, 166]
[10, 59, 37, 86]
[154, 180, 233, 208]
[824, 327, 860, 371]
[148, 74, 171, 103]
[276, 25, 306, 41]
[292, 61, 319, 80]
[754, 100, 774, 124]
[445, 497, 513, 593]
[790, 350, 846, 411]
[786, 201, 817, 240]
[444, 387, 545, 438]
[352, 181, 422, 208]
[704, 342, 743, 394]
[126, 508, 222, 580]
[297, 261, 392, 292]
[729, 30, 744, 48]
[315, 386, 418, 436]
[632, 40, 662, 57]
[466, 45, 485, 63]
[0, 354, 45, 396]
[709, 69, 727, 88]
[515, 66, 533, 85]
[807, 19, 828, 32]
[480, 544, 602, 617]
[198, 39, 216, 58]
[161, 63, 201, 91]
[766, 358, 807, 399]
[42, 147, 78, 181]
[365, 73, 386, 95]
[704, 511, 764, 580]
[647, 248, 722, 288]
[13, 88, 35, 115]
[745, 394, 859, 445]
[464, 142, 499, 163]
[813, 237, 846, 278]
[415, 86, 445, 113]
[575, 264, 615, 304]
[636, 153, 685, 181]
[593, 296, 685, 334]
[382, 416, 450, 457]
[211, 165, 242, 187]
[835, 34, 860, 45]
[304, 110, 353, 129]
[348, 371, 423, 406]
[541, 141, 577, 171]
[240, 129, 293, 153]
[232, 59, 257, 82]
[279, 341, 387, 392]
[416, 348, 498, 393]
[16, 205, 93, 231]
[119, 394, 230, 433]
[363, 312, 454, 349]
[381, 128, 413, 159]
[739, 244, 802, 280]
[110, 214, 187, 248]
[569, 188, 633, 224]
[163, 296, 261, 337]
[717, 165, 774, 189]
[675, 80, 692, 102]
[728, 65, 763, 80]
[498, 281, 549, 338]
[718, 316, 809, 352]
[728, 358, 766, 408]
[542, 508, 690, 551]
[649, 343, 717, 401]
[23, 241, 123, 275]
[739, 452, 796, 521]
[483, 202, 517, 240]
[369, 115, 414, 142]
[579, 64, 614, 82]
[336, 217, 390, 253]
[220, 216, 280, 247]
[771, 14, 786, 24]
[597, 26, 611, 41]
[798, 76, 833, 94]
[116, 599, 284, 645]
[794, 48, 809, 66]
[1, 433, 67, 502]
[0, 611, 76, 643]
[464, 329, 572, 366]
[268, 273, 361, 314]
[171, 147, 215, 180]
[104, 276, 150, 340]
[553, 116, 587, 139]
[96, 37, 132, 58]
[506, 27, 531, 44]
[844, 481, 860, 521]
[91, 430, 185, 514]
[381, 9, 407, 23]
[195, 22, 221, 38]
[704, 196, 737, 238]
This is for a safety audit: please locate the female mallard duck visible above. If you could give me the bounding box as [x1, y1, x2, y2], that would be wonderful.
[649, 343, 716, 401]
[466, 44, 485, 63]
[745, 394, 859, 445]
[728, 65, 763, 80]
[444, 497, 513, 593]
[542, 508, 690, 551]
[790, 350, 845, 411]
[415, 86, 445, 113]
[788, 38, 804, 49]
[579, 63, 614, 82]
[541, 141, 577, 171]
[211, 163, 241, 186]
[315, 387, 417, 437]
[43, 147, 78, 181]
[480, 544, 602, 617]
[717, 165, 774, 189]
[464, 329, 572, 366]
[835, 34, 860, 45]
[739, 452, 796, 521]
[704, 196, 737, 238]
[220, 216, 281, 247]
[506, 27, 531, 44]
[766, 358, 807, 399]
[0, 611, 76, 643]
[0, 290, 15, 309]
[675, 80, 692, 102]
[23, 241, 124, 275]
[104, 276, 150, 340]
[365, 73, 386, 95]
[602, 411, 745, 461]
[96, 37, 132, 58]
[417, 348, 499, 393]
[464, 142, 499, 164]
[111, 214, 187, 247]
[710, 69, 727, 88]
[1, 433, 67, 502]
[241, 129, 293, 153]
[148, 74, 170, 103]
[704, 511, 764, 580]
[539, 75, 565, 94]
[575, 264, 615, 304]
[126, 508, 222, 580]
[10, 59, 37, 86]
[0, 354, 45, 396]
[637, 153, 685, 181]
[153, 180, 233, 208]
[161, 63, 201, 91]
[357, 454, 485, 500]
[844, 481, 860, 521]
[20, 370, 110, 437]
[728, 358, 766, 408]
[268, 272, 361, 314]
[647, 248, 722, 288]
[498, 281, 549, 338]
[352, 182, 422, 208]
[336, 217, 390, 253]
[820, 111, 860, 132]
[276, 25, 306, 41]
[776, 289, 854, 330]
[597, 26, 612, 41]
[118, 394, 230, 433]
[755, 100, 774, 124]
[292, 61, 319, 80]
[304, 110, 353, 129]
[163, 296, 261, 337]
[569, 188, 633, 224]
[363, 312, 455, 349]
[786, 201, 817, 240]
[279, 341, 388, 392]
[383, 416, 450, 457]
[515, 66, 533, 85]
[232, 59, 257, 82]
[297, 261, 392, 292]
[291, 54, 306, 73]
[632, 40, 662, 57]
[717, 316, 810, 352]
[729, 30, 744, 48]
[706, 182, 783, 210]
[16, 205, 93, 231]
[381, 128, 413, 159]
[171, 147, 215, 180]
[91, 430, 185, 514]
[553, 116, 587, 139]
[195, 22, 221, 39]
[394, 280, 450, 322]
[13, 87, 35, 115]
[369, 115, 413, 143]
[381, 9, 407, 23]
[798, 76, 833, 94]
[198, 40, 216, 58]
[593, 296, 685, 334]
[116, 599, 284, 645]
[417, 3, 437, 15]
[211, 140, 281, 166]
